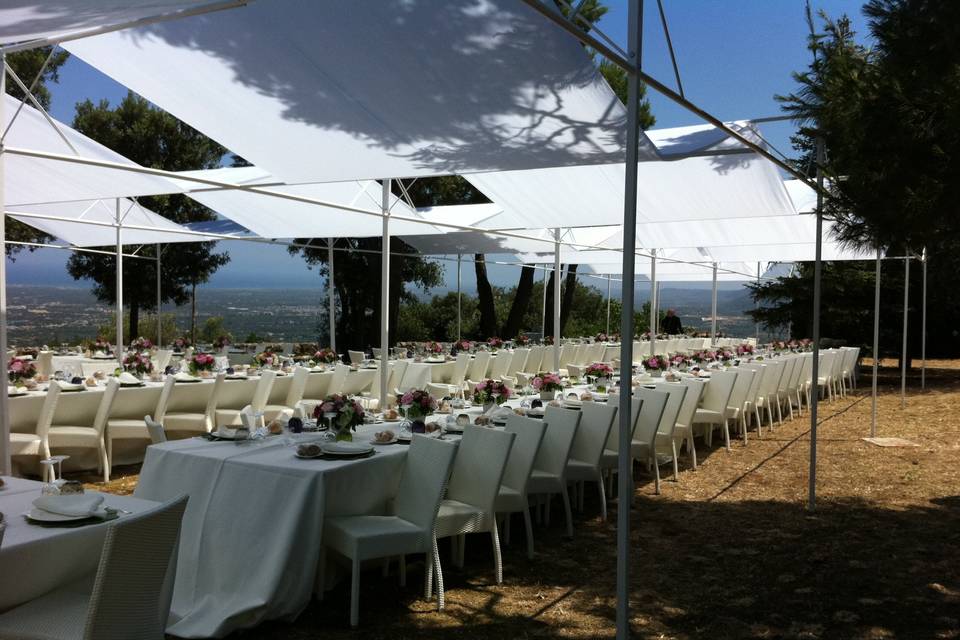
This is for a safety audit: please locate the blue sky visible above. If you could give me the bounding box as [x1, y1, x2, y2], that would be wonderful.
[8, 0, 869, 294]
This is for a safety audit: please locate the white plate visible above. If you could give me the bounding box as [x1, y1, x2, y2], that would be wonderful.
[321, 442, 374, 456]
[24, 508, 104, 523]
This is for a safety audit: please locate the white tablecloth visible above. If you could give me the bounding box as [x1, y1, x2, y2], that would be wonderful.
[0, 479, 159, 611]
[134, 427, 408, 638]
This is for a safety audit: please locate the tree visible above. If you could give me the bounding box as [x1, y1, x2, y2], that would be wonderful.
[500, 264, 536, 337]
[67, 93, 230, 340]
[4, 47, 71, 259]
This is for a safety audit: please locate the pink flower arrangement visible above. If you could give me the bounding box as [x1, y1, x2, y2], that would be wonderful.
[454, 339, 473, 352]
[736, 344, 754, 356]
[531, 372, 563, 392]
[213, 334, 232, 350]
[424, 341, 443, 355]
[314, 393, 365, 433]
[92, 336, 112, 353]
[486, 336, 503, 350]
[584, 362, 614, 379]
[122, 351, 154, 376]
[473, 379, 511, 406]
[595, 332, 608, 343]
[313, 348, 338, 364]
[173, 337, 190, 351]
[399, 389, 438, 420]
[543, 335, 554, 346]
[129, 336, 153, 352]
[254, 350, 278, 367]
[189, 353, 216, 374]
[691, 350, 718, 363]
[514, 334, 530, 346]
[8, 357, 37, 384]
[644, 355, 670, 372]
[670, 354, 690, 368]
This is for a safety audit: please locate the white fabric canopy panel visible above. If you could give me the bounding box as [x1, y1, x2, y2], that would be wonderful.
[64, 0, 659, 184]
[465, 122, 796, 229]
[400, 223, 617, 256]
[8, 198, 213, 246]
[579, 262, 755, 281]
[2, 95, 183, 206]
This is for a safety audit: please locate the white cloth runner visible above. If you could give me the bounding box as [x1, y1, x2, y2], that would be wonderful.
[33, 493, 104, 517]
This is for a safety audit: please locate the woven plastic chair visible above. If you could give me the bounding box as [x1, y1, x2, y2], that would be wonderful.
[495, 415, 547, 559]
[528, 406, 580, 537]
[0, 494, 188, 640]
[143, 415, 167, 444]
[628, 388, 669, 493]
[48, 378, 118, 482]
[319, 436, 457, 627]
[107, 375, 176, 473]
[9, 382, 61, 481]
[565, 402, 616, 520]
[163, 372, 224, 434]
[693, 369, 738, 451]
[262, 366, 310, 421]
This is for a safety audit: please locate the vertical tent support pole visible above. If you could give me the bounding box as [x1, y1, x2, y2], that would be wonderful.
[649, 249, 657, 355]
[0, 53, 9, 474]
[921, 248, 927, 390]
[871, 248, 881, 437]
[616, 1, 642, 636]
[606, 274, 612, 336]
[808, 138, 825, 511]
[327, 238, 336, 352]
[755, 262, 761, 343]
[553, 228, 561, 370]
[710, 262, 718, 345]
[541, 265, 548, 339]
[156, 244, 161, 348]
[380, 181, 390, 406]
[457, 253, 462, 341]
[901, 256, 909, 408]
[116, 199, 123, 351]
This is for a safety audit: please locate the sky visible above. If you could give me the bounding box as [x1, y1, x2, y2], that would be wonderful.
[7, 0, 870, 295]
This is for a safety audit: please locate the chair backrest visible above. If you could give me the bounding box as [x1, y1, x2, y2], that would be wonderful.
[675, 379, 704, 429]
[446, 426, 515, 513]
[569, 402, 617, 467]
[776, 357, 796, 394]
[387, 360, 407, 391]
[502, 415, 547, 497]
[83, 495, 189, 640]
[35, 381, 62, 441]
[818, 351, 836, 381]
[449, 353, 471, 385]
[634, 387, 669, 446]
[486, 352, 508, 380]
[787, 355, 805, 390]
[153, 375, 176, 423]
[534, 406, 580, 478]
[652, 382, 687, 437]
[466, 351, 490, 381]
[251, 370, 276, 412]
[365, 363, 390, 401]
[700, 369, 737, 414]
[739, 362, 765, 407]
[284, 366, 310, 407]
[348, 350, 366, 365]
[557, 344, 573, 369]
[507, 348, 530, 377]
[341, 368, 376, 396]
[728, 368, 755, 412]
[799, 352, 813, 384]
[393, 436, 458, 537]
[760, 359, 783, 398]
[524, 346, 543, 373]
[154, 349, 173, 372]
[92, 378, 120, 435]
[36, 351, 54, 378]
[203, 373, 226, 426]
[605, 391, 644, 452]
[144, 415, 167, 444]
[398, 364, 430, 393]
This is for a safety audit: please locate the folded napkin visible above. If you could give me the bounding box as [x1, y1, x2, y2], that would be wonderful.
[7, 385, 18, 395]
[118, 372, 141, 385]
[174, 371, 200, 382]
[489, 406, 514, 422]
[33, 493, 104, 517]
[56, 381, 85, 391]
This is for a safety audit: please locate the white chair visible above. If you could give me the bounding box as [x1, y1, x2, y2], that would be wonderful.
[565, 402, 616, 519]
[144, 415, 167, 444]
[426, 352, 471, 400]
[629, 388, 669, 493]
[669, 379, 704, 470]
[693, 369, 738, 452]
[507, 348, 531, 378]
[357, 363, 392, 411]
[48, 378, 119, 482]
[651, 381, 688, 481]
[0, 495, 188, 640]
[816, 351, 838, 403]
[154, 348, 173, 373]
[9, 381, 61, 481]
[434, 426, 515, 584]
[726, 368, 756, 443]
[35, 350, 53, 378]
[775, 357, 798, 420]
[515, 346, 544, 385]
[163, 373, 224, 434]
[465, 351, 491, 382]
[485, 351, 511, 381]
[600, 391, 644, 492]
[527, 406, 580, 538]
[756, 359, 785, 426]
[496, 415, 547, 559]
[840, 347, 860, 394]
[319, 436, 457, 626]
[785, 355, 807, 417]
[739, 362, 767, 434]
[106, 375, 176, 473]
[348, 350, 366, 365]
[262, 366, 310, 421]
[215, 370, 276, 427]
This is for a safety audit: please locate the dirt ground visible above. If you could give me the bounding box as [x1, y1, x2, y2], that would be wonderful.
[85, 362, 960, 639]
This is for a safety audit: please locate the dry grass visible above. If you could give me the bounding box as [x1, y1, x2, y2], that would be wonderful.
[80, 362, 960, 639]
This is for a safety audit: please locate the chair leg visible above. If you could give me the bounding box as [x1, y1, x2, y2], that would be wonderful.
[425, 540, 435, 599]
[399, 554, 406, 587]
[100, 444, 110, 483]
[523, 507, 535, 560]
[491, 520, 503, 584]
[106, 437, 113, 476]
[433, 537, 445, 611]
[544, 494, 552, 526]
[598, 475, 607, 521]
[561, 485, 573, 538]
[457, 534, 465, 568]
[755, 407, 763, 438]
[671, 440, 679, 481]
[350, 556, 360, 627]
[722, 420, 731, 452]
[653, 454, 661, 495]
[741, 413, 748, 444]
[688, 435, 697, 469]
[503, 512, 511, 545]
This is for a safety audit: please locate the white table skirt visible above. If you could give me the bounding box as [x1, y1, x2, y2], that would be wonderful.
[0, 479, 159, 612]
[134, 427, 407, 638]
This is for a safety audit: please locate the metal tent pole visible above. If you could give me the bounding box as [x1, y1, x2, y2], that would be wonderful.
[156, 244, 162, 348]
[115, 199, 123, 350]
[650, 249, 657, 355]
[0, 54, 9, 474]
[755, 262, 761, 343]
[901, 256, 909, 408]
[870, 248, 881, 437]
[328, 238, 336, 352]
[606, 274, 612, 336]
[553, 228, 561, 370]
[457, 253, 462, 341]
[921, 248, 927, 390]
[710, 262, 718, 345]
[616, 1, 642, 636]
[380, 181, 391, 405]
[541, 265, 548, 339]
[808, 138, 825, 511]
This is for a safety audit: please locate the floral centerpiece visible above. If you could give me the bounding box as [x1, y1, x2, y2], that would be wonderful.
[736, 344, 754, 356]
[122, 351, 153, 377]
[514, 334, 530, 346]
[173, 337, 190, 352]
[424, 341, 443, 355]
[670, 354, 691, 371]
[213, 334, 232, 351]
[486, 336, 504, 351]
[129, 336, 153, 352]
[717, 348, 736, 365]
[690, 349, 718, 365]
[472, 379, 512, 410]
[531, 371, 563, 400]
[771, 340, 788, 352]
[92, 336, 112, 354]
[543, 335, 554, 346]
[642, 355, 670, 376]
[188, 353, 216, 375]
[595, 332, 608, 343]
[313, 393, 365, 441]
[584, 362, 614, 391]
[399, 389, 438, 433]
[254, 350, 279, 368]
[453, 339, 473, 353]
[8, 357, 36, 385]
[313, 348, 338, 364]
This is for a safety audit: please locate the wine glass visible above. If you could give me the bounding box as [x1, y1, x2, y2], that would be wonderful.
[39, 458, 59, 494]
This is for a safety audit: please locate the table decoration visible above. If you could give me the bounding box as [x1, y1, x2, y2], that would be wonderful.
[8, 356, 36, 385]
[312, 348, 338, 365]
[188, 352, 216, 375]
[121, 352, 153, 378]
[473, 379, 511, 412]
[486, 336, 504, 351]
[213, 334, 232, 351]
[254, 349, 279, 368]
[531, 371, 563, 400]
[399, 389, 437, 433]
[594, 332, 608, 343]
[514, 334, 530, 346]
[543, 335, 553, 346]
[584, 362, 614, 390]
[314, 393, 365, 441]
[128, 336, 153, 352]
[424, 341, 443, 355]
[452, 339, 473, 353]
[642, 355, 670, 377]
